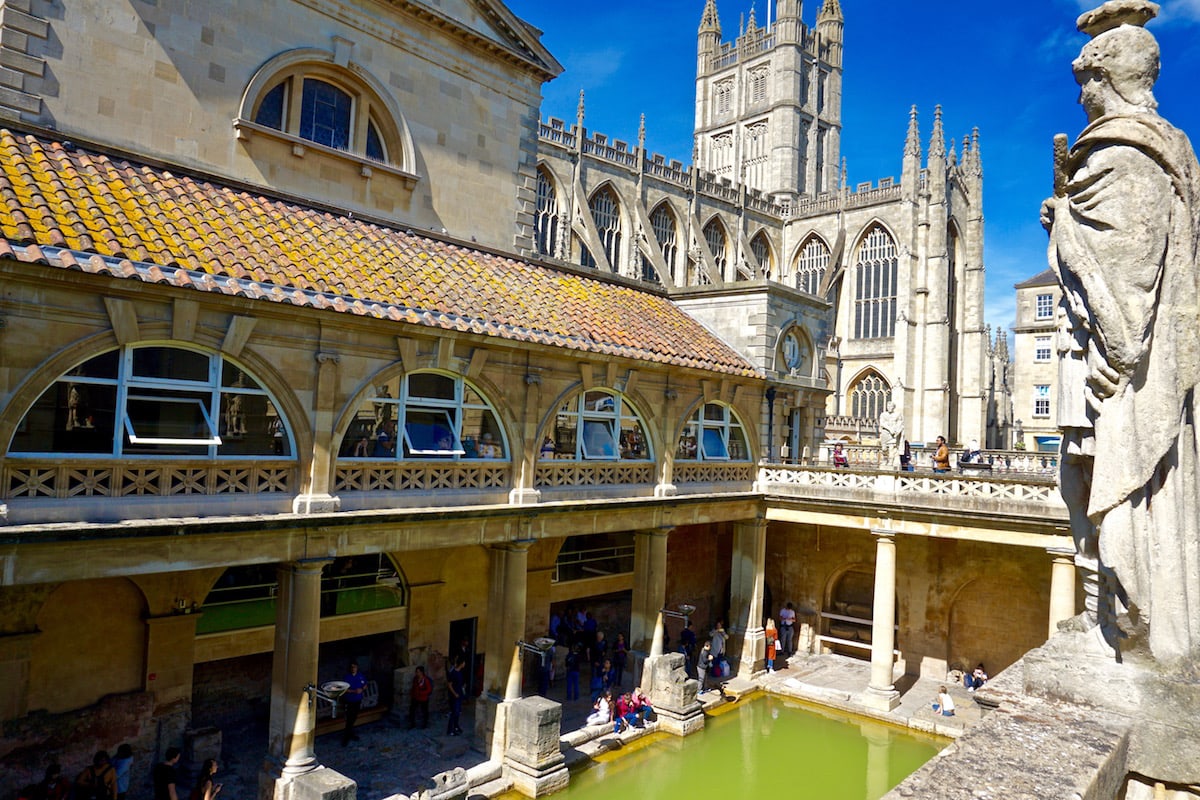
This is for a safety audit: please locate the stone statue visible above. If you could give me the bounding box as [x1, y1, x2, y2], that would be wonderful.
[1042, 0, 1200, 663]
[877, 401, 903, 468]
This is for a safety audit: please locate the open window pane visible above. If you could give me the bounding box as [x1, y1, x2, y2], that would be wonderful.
[700, 427, 730, 460]
[728, 425, 749, 460]
[124, 392, 221, 454]
[581, 419, 617, 459]
[403, 409, 463, 456]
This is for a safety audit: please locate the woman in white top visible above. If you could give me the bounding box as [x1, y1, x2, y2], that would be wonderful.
[586, 691, 612, 726]
[935, 686, 955, 717]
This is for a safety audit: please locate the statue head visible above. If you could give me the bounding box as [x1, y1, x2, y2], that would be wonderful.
[885, 401, 896, 413]
[1073, 1, 1160, 120]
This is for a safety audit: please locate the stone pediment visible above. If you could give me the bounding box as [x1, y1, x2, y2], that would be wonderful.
[388, 0, 563, 78]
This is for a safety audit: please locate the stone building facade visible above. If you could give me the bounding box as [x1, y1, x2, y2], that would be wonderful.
[0, 1, 1059, 798]
[1010, 269, 1063, 452]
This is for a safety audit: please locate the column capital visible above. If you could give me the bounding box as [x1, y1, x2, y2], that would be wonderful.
[490, 539, 534, 554]
[636, 526, 674, 538]
[1046, 544, 1076, 559]
[284, 558, 334, 574]
[869, 528, 896, 541]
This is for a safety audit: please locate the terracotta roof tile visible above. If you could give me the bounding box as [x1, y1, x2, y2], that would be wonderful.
[0, 129, 758, 377]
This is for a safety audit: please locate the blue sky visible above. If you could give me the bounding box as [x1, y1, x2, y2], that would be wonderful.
[503, 0, 1200, 335]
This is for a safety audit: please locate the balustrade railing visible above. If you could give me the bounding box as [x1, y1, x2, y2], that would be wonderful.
[2, 459, 296, 499]
[335, 462, 510, 493]
[674, 462, 755, 484]
[535, 462, 654, 487]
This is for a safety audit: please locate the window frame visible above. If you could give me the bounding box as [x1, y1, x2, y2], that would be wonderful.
[1035, 293, 1054, 320]
[7, 344, 294, 460]
[548, 390, 652, 462]
[1033, 384, 1051, 418]
[676, 402, 750, 462]
[1034, 336, 1052, 363]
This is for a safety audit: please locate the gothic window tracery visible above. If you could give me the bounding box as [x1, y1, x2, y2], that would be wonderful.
[534, 167, 560, 257]
[711, 131, 735, 178]
[703, 219, 729, 280]
[750, 230, 773, 278]
[849, 370, 891, 423]
[715, 80, 733, 115]
[744, 121, 769, 190]
[795, 235, 830, 295]
[649, 203, 679, 284]
[750, 66, 769, 104]
[852, 224, 898, 339]
[583, 186, 622, 270]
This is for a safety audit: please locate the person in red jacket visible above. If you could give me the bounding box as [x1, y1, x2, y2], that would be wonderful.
[409, 665, 433, 729]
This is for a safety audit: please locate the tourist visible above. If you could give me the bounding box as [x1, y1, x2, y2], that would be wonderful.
[832, 442, 849, 468]
[446, 656, 466, 736]
[697, 641, 714, 693]
[900, 440, 914, 472]
[932, 436, 950, 473]
[612, 632, 628, 687]
[189, 759, 221, 800]
[778, 602, 796, 657]
[153, 748, 181, 800]
[75, 751, 117, 800]
[36, 764, 71, 800]
[710, 620, 728, 663]
[933, 686, 955, 717]
[613, 692, 635, 733]
[410, 665, 433, 728]
[592, 629, 609, 671]
[564, 644, 581, 701]
[111, 744, 134, 800]
[964, 663, 988, 692]
[764, 618, 779, 673]
[341, 661, 367, 745]
[586, 689, 612, 727]
[631, 687, 653, 725]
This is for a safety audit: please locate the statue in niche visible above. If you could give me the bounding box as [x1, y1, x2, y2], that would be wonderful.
[1042, 0, 1200, 662]
[877, 400, 903, 469]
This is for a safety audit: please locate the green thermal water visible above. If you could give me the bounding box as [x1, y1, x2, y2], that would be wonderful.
[559, 696, 943, 800]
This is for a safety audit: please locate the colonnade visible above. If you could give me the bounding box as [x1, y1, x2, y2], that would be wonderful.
[258, 523, 1079, 796]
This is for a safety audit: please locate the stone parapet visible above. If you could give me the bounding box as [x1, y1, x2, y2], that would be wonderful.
[503, 696, 568, 798]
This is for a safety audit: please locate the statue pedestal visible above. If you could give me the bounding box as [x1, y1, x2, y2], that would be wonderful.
[643, 653, 704, 737]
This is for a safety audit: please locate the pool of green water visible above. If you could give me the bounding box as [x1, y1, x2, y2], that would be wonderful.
[559, 695, 944, 800]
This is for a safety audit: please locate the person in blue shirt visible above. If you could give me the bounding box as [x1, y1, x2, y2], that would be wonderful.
[341, 661, 368, 745]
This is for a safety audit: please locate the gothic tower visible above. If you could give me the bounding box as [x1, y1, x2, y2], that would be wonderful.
[693, 0, 844, 203]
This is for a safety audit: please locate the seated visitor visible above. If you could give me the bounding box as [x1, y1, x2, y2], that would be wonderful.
[933, 685, 955, 717]
[964, 663, 988, 692]
[832, 443, 849, 468]
[586, 690, 612, 727]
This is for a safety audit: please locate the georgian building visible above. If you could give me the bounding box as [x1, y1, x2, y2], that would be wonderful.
[1011, 269, 1064, 452]
[0, 2, 1059, 798]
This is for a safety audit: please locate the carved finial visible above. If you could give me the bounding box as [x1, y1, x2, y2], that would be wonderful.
[840, 156, 848, 190]
[970, 127, 982, 173]
[747, 5, 758, 33]
[576, 90, 585, 130]
[929, 104, 945, 157]
[904, 105, 921, 158]
[700, 0, 721, 35]
[948, 138, 958, 167]
[638, 114, 646, 151]
[818, 0, 843, 22]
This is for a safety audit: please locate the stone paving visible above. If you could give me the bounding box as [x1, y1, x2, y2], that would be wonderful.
[207, 654, 983, 800]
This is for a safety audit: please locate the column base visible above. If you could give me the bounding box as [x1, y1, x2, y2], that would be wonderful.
[508, 487, 541, 505]
[276, 766, 356, 800]
[860, 685, 901, 713]
[292, 493, 341, 514]
[505, 758, 569, 798]
[653, 483, 677, 498]
[734, 626, 765, 676]
[654, 702, 706, 737]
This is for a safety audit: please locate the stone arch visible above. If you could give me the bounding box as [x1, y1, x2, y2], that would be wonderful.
[849, 221, 900, 340]
[537, 383, 657, 463]
[846, 368, 893, 423]
[236, 48, 415, 172]
[946, 572, 1045, 676]
[788, 231, 832, 292]
[822, 561, 895, 662]
[30, 578, 148, 713]
[700, 215, 731, 281]
[748, 228, 775, 278]
[582, 181, 629, 271]
[772, 324, 817, 378]
[647, 199, 684, 285]
[533, 163, 566, 259]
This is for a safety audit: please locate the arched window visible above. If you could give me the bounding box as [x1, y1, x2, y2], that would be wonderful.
[703, 219, 729, 280]
[853, 224, 899, 339]
[744, 121, 769, 191]
[676, 402, 750, 461]
[534, 167, 560, 258]
[590, 187, 622, 270]
[547, 390, 650, 461]
[339, 372, 506, 461]
[649, 203, 679, 284]
[750, 231, 773, 278]
[196, 554, 407, 634]
[849, 371, 891, 423]
[249, 62, 401, 166]
[8, 345, 293, 458]
[794, 236, 830, 295]
[779, 328, 813, 377]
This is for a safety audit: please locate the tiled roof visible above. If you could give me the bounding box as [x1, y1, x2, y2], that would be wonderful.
[0, 129, 758, 378]
[1014, 267, 1056, 289]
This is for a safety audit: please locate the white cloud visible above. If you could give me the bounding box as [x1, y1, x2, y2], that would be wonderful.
[1158, 0, 1200, 24]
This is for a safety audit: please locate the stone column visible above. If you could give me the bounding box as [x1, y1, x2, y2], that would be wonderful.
[1048, 547, 1077, 638]
[144, 615, 199, 709]
[477, 541, 531, 756]
[0, 632, 36, 721]
[293, 352, 341, 513]
[862, 530, 900, 712]
[266, 559, 329, 777]
[629, 528, 671, 652]
[730, 517, 767, 675]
